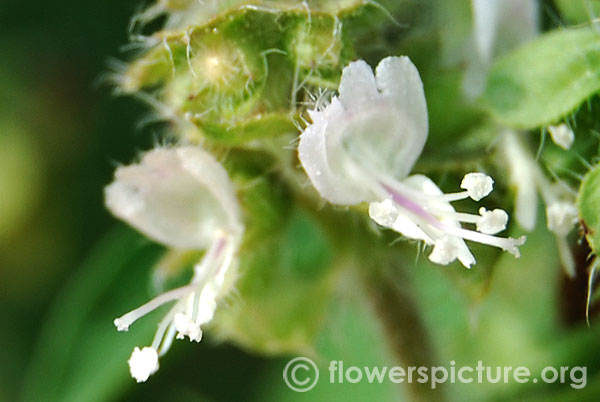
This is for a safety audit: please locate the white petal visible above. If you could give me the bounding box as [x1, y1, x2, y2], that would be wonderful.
[501, 132, 538, 230]
[338, 59, 379, 109]
[392, 214, 434, 244]
[374, 56, 428, 175]
[548, 124, 574, 150]
[477, 207, 508, 234]
[465, 0, 538, 98]
[461, 172, 494, 201]
[187, 284, 219, 325]
[494, 0, 539, 55]
[298, 98, 372, 205]
[403, 174, 444, 197]
[298, 56, 429, 205]
[105, 146, 242, 249]
[472, 0, 501, 63]
[128, 346, 159, 383]
[368, 199, 398, 227]
[176, 147, 242, 234]
[429, 236, 475, 268]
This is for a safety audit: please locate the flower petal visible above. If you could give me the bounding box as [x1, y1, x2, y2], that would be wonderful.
[105, 146, 242, 249]
[375, 57, 428, 177]
[298, 98, 373, 205]
[338, 59, 379, 109]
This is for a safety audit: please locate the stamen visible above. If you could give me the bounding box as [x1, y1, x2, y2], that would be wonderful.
[128, 346, 159, 383]
[379, 176, 470, 203]
[476, 208, 508, 234]
[442, 225, 525, 257]
[424, 209, 482, 224]
[151, 302, 181, 350]
[174, 312, 203, 342]
[460, 172, 494, 201]
[158, 321, 177, 357]
[114, 283, 196, 331]
[381, 182, 524, 257]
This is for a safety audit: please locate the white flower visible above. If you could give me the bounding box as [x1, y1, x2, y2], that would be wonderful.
[465, 0, 539, 98]
[500, 130, 538, 231]
[546, 201, 578, 236]
[128, 346, 159, 383]
[106, 146, 243, 381]
[500, 130, 578, 277]
[105, 146, 242, 249]
[299, 56, 525, 268]
[547, 123, 574, 150]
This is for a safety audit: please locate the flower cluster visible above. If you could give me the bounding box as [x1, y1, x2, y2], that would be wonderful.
[298, 56, 525, 268]
[106, 56, 528, 383]
[105, 146, 243, 382]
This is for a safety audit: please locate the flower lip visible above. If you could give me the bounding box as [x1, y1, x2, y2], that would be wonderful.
[298, 56, 428, 205]
[105, 146, 242, 250]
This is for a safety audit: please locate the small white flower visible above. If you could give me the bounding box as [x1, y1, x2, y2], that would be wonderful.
[299, 56, 525, 268]
[500, 130, 538, 231]
[128, 346, 159, 383]
[465, 0, 539, 98]
[546, 201, 579, 277]
[546, 201, 578, 236]
[500, 130, 578, 277]
[547, 123, 574, 150]
[106, 146, 243, 381]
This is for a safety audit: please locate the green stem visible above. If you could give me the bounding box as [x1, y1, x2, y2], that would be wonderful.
[363, 260, 446, 402]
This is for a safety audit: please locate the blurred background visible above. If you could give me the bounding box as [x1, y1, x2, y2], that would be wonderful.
[2, 1, 600, 401]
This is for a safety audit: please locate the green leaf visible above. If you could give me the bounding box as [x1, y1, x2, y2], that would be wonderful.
[483, 27, 600, 129]
[555, 0, 600, 24]
[578, 163, 600, 255]
[22, 228, 164, 402]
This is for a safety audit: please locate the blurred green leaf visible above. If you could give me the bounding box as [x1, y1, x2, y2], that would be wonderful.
[249, 270, 402, 402]
[483, 27, 600, 129]
[213, 207, 334, 355]
[22, 227, 164, 402]
[555, 0, 600, 24]
[578, 163, 600, 255]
